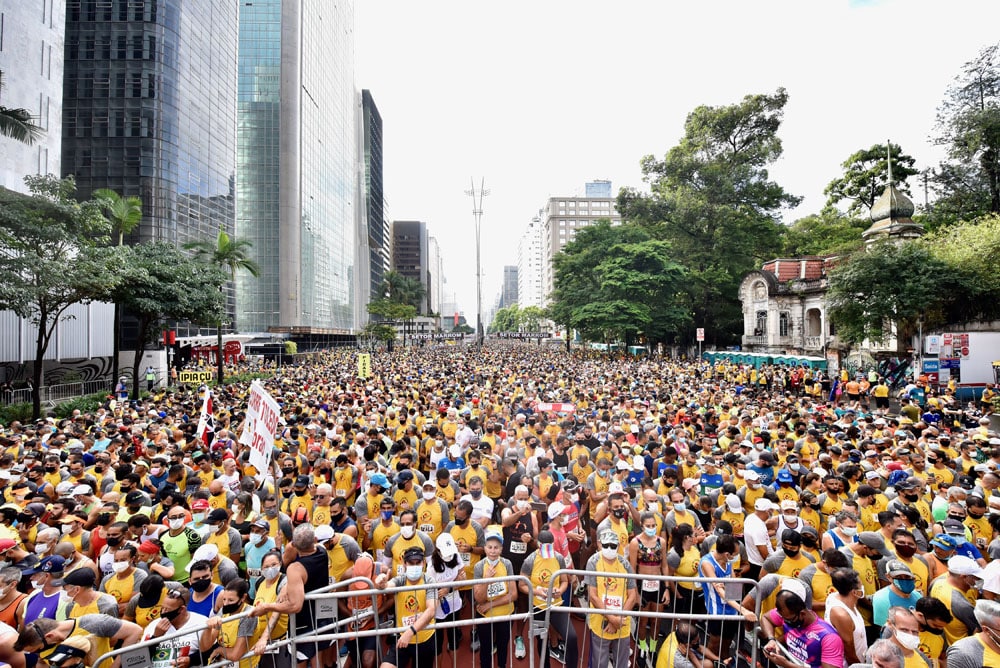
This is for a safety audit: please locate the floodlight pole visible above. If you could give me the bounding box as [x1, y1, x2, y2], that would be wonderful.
[466, 178, 489, 347]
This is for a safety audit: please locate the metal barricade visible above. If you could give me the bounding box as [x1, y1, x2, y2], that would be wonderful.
[292, 574, 536, 668]
[542, 569, 763, 668]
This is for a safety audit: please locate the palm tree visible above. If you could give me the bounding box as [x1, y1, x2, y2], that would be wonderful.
[0, 70, 43, 145]
[93, 189, 143, 387]
[184, 229, 260, 384]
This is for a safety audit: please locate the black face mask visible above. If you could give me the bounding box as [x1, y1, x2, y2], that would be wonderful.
[105, 536, 122, 548]
[783, 548, 800, 558]
[294, 489, 307, 497]
[332, 512, 345, 523]
[282, 467, 295, 476]
[612, 508, 626, 519]
[903, 493, 919, 502]
[455, 516, 469, 526]
[96, 513, 112, 526]
[221, 602, 241, 615]
[190, 578, 212, 593]
[44, 466, 57, 473]
[947, 514, 966, 522]
[785, 613, 806, 629]
[161, 608, 182, 622]
[802, 537, 818, 549]
[970, 511, 986, 519]
[895, 544, 917, 559]
[281, 491, 292, 498]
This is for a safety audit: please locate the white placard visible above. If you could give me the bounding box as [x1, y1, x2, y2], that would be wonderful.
[240, 380, 281, 479]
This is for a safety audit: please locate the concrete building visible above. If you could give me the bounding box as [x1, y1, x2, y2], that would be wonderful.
[517, 214, 545, 308]
[391, 220, 430, 313]
[361, 89, 387, 304]
[499, 265, 518, 309]
[427, 235, 443, 314]
[236, 0, 360, 336]
[0, 0, 65, 193]
[540, 181, 621, 305]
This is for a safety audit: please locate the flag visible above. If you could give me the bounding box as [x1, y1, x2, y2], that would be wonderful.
[196, 388, 215, 447]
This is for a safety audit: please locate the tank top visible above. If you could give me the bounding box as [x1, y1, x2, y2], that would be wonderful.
[0, 592, 25, 627]
[637, 536, 663, 566]
[296, 548, 330, 633]
[700, 553, 736, 616]
[503, 513, 532, 564]
[24, 589, 61, 625]
[825, 530, 846, 549]
[161, 529, 194, 583]
[187, 585, 222, 618]
[824, 593, 867, 667]
[395, 577, 433, 644]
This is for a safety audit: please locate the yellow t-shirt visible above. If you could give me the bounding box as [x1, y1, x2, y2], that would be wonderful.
[588, 556, 632, 640]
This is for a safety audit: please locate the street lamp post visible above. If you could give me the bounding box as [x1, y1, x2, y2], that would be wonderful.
[465, 178, 489, 347]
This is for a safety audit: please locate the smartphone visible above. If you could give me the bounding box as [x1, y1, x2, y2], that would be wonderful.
[531, 502, 548, 513]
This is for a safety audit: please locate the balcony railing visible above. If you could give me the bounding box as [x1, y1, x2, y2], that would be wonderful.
[804, 336, 824, 350]
[742, 335, 767, 346]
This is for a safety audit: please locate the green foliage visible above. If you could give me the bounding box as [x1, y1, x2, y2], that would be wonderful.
[53, 392, 109, 419]
[617, 88, 799, 343]
[211, 371, 272, 386]
[284, 341, 298, 355]
[489, 304, 546, 333]
[931, 42, 1000, 219]
[0, 176, 119, 418]
[782, 207, 867, 256]
[0, 70, 43, 145]
[93, 189, 142, 246]
[453, 323, 474, 335]
[0, 403, 33, 425]
[827, 241, 977, 348]
[824, 142, 919, 215]
[924, 214, 1000, 316]
[367, 299, 417, 322]
[378, 271, 425, 312]
[549, 221, 688, 345]
[184, 229, 261, 281]
[361, 322, 396, 342]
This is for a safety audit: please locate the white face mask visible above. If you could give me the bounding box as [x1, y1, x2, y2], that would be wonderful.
[112, 561, 130, 574]
[601, 547, 618, 561]
[516, 500, 530, 511]
[400, 525, 415, 539]
[31, 580, 43, 590]
[422, 491, 436, 501]
[231, 504, 241, 515]
[405, 564, 423, 581]
[34, 544, 49, 555]
[841, 526, 858, 537]
[262, 566, 281, 581]
[895, 630, 920, 651]
[61, 524, 75, 535]
[168, 518, 185, 531]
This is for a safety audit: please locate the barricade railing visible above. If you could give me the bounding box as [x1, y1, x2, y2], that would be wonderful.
[543, 570, 763, 668]
[292, 573, 536, 668]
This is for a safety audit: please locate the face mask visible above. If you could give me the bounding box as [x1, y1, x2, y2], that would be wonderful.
[35, 544, 49, 555]
[150, 468, 162, 476]
[221, 602, 241, 615]
[31, 580, 43, 590]
[947, 514, 965, 522]
[539, 543, 555, 559]
[400, 525, 415, 539]
[61, 524, 74, 535]
[783, 547, 800, 558]
[254, 533, 268, 545]
[785, 613, 805, 629]
[45, 466, 57, 473]
[735, 470, 745, 478]
[673, 503, 685, 512]
[262, 565, 281, 580]
[895, 630, 921, 651]
[96, 513, 112, 526]
[598, 469, 609, 478]
[802, 536, 818, 549]
[282, 467, 295, 476]
[893, 578, 916, 594]
[112, 561, 130, 574]
[970, 511, 985, 519]
[231, 505, 242, 515]
[517, 500, 530, 511]
[601, 547, 618, 560]
[643, 527, 657, 538]
[294, 489, 307, 497]
[192, 513, 205, 524]
[612, 508, 626, 519]
[422, 491, 435, 501]
[841, 526, 857, 537]
[169, 518, 184, 530]
[895, 544, 917, 559]
[191, 578, 212, 593]
[405, 564, 423, 581]
[161, 608, 181, 622]
[790, 464, 801, 472]
[470, 489, 482, 499]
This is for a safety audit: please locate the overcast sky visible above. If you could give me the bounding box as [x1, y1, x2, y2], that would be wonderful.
[355, 0, 1000, 318]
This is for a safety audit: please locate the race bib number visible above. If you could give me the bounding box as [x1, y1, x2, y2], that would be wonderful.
[401, 614, 417, 628]
[604, 595, 623, 611]
[247, 568, 261, 578]
[419, 524, 434, 533]
[396, 564, 405, 576]
[510, 541, 527, 554]
[460, 552, 471, 564]
[642, 580, 660, 592]
[336, 489, 346, 497]
[486, 582, 507, 598]
[352, 606, 373, 629]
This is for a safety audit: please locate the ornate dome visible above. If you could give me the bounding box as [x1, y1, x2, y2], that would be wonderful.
[863, 184, 923, 241]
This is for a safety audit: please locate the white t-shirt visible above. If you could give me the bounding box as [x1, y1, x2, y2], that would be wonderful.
[142, 611, 208, 668]
[460, 493, 494, 524]
[743, 514, 774, 566]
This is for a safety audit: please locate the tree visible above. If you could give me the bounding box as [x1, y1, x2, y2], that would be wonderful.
[520, 306, 545, 332]
[108, 243, 227, 395]
[781, 207, 868, 257]
[184, 229, 261, 386]
[0, 71, 43, 145]
[618, 88, 800, 343]
[488, 305, 521, 333]
[367, 299, 417, 347]
[924, 213, 1000, 321]
[826, 241, 975, 350]
[0, 176, 117, 417]
[932, 43, 1000, 217]
[824, 142, 919, 215]
[92, 189, 143, 388]
[379, 270, 425, 312]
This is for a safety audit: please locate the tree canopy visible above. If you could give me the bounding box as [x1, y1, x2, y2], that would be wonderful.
[824, 142, 919, 215]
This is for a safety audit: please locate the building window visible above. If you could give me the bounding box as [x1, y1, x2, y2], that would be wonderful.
[779, 312, 789, 337]
[755, 311, 767, 336]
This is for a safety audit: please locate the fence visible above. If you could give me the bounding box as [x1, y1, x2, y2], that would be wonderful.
[90, 572, 764, 668]
[0, 377, 112, 406]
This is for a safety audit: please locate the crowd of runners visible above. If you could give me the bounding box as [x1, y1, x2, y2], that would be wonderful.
[0, 344, 997, 668]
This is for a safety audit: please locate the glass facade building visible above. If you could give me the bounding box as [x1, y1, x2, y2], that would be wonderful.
[362, 89, 387, 304]
[237, 0, 359, 334]
[61, 0, 239, 331]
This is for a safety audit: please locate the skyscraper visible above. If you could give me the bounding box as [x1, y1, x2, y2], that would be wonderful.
[391, 220, 429, 313]
[236, 0, 359, 335]
[500, 265, 519, 309]
[517, 215, 544, 308]
[362, 89, 387, 304]
[0, 0, 65, 193]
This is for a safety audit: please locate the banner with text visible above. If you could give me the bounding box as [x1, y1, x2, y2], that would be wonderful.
[239, 380, 281, 479]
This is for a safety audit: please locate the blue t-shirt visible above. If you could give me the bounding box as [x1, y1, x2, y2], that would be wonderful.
[244, 537, 276, 597]
[871, 586, 922, 625]
[438, 458, 464, 475]
[188, 584, 223, 618]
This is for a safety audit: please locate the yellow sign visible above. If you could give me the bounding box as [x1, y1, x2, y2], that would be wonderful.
[179, 370, 214, 384]
[357, 353, 371, 379]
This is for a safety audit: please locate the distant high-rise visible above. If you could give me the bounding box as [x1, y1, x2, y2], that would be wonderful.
[0, 1, 65, 193]
[61, 0, 239, 333]
[517, 215, 545, 308]
[500, 265, 518, 309]
[585, 179, 612, 198]
[391, 220, 431, 313]
[362, 89, 387, 304]
[540, 182, 620, 306]
[236, 0, 359, 335]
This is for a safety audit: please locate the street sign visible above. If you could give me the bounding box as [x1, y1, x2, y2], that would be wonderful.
[696, 328, 705, 342]
[922, 359, 940, 373]
[178, 370, 213, 384]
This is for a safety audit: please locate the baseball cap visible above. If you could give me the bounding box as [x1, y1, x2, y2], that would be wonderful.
[125, 491, 145, 506]
[682, 478, 699, 491]
[294, 475, 310, 487]
[24, 555, 65, 580]
[369, 472, 388, 489]
[0, 539, 16, 554]
[547, 501, 567, 520]
[942, 519, 968, 537]
[62, 567, 96, 588]
[448, 444, 462, 458]
[931, 534, 960, 551]
[484, 525, 503, 543]
[776, 470, 793, 484]
[948, 555, 986, 577]
[402, 546, 426, 563]
[615, 460, 630, 471]
[598, 530, 619, 547]
[436, 533, 458, 559]
[608, 482, 625, 496]
[885, 559, 913, 578]
[314, 525, 335, 542]
[754, 498, 775, 512]
[865, 471, 881, 481]
[779, 499, 798, 511]
[725, 494, 742, 513]
[186, 544, 220, 571]
[396, 470, 414, 483]
[251, 518, 270, 531]
[858, 532, 893, 558]
[71, 485, 91, 497]
[206, 509, 229, 524]
[744, 470, 760, 482]
[191, 498, 210, 512]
